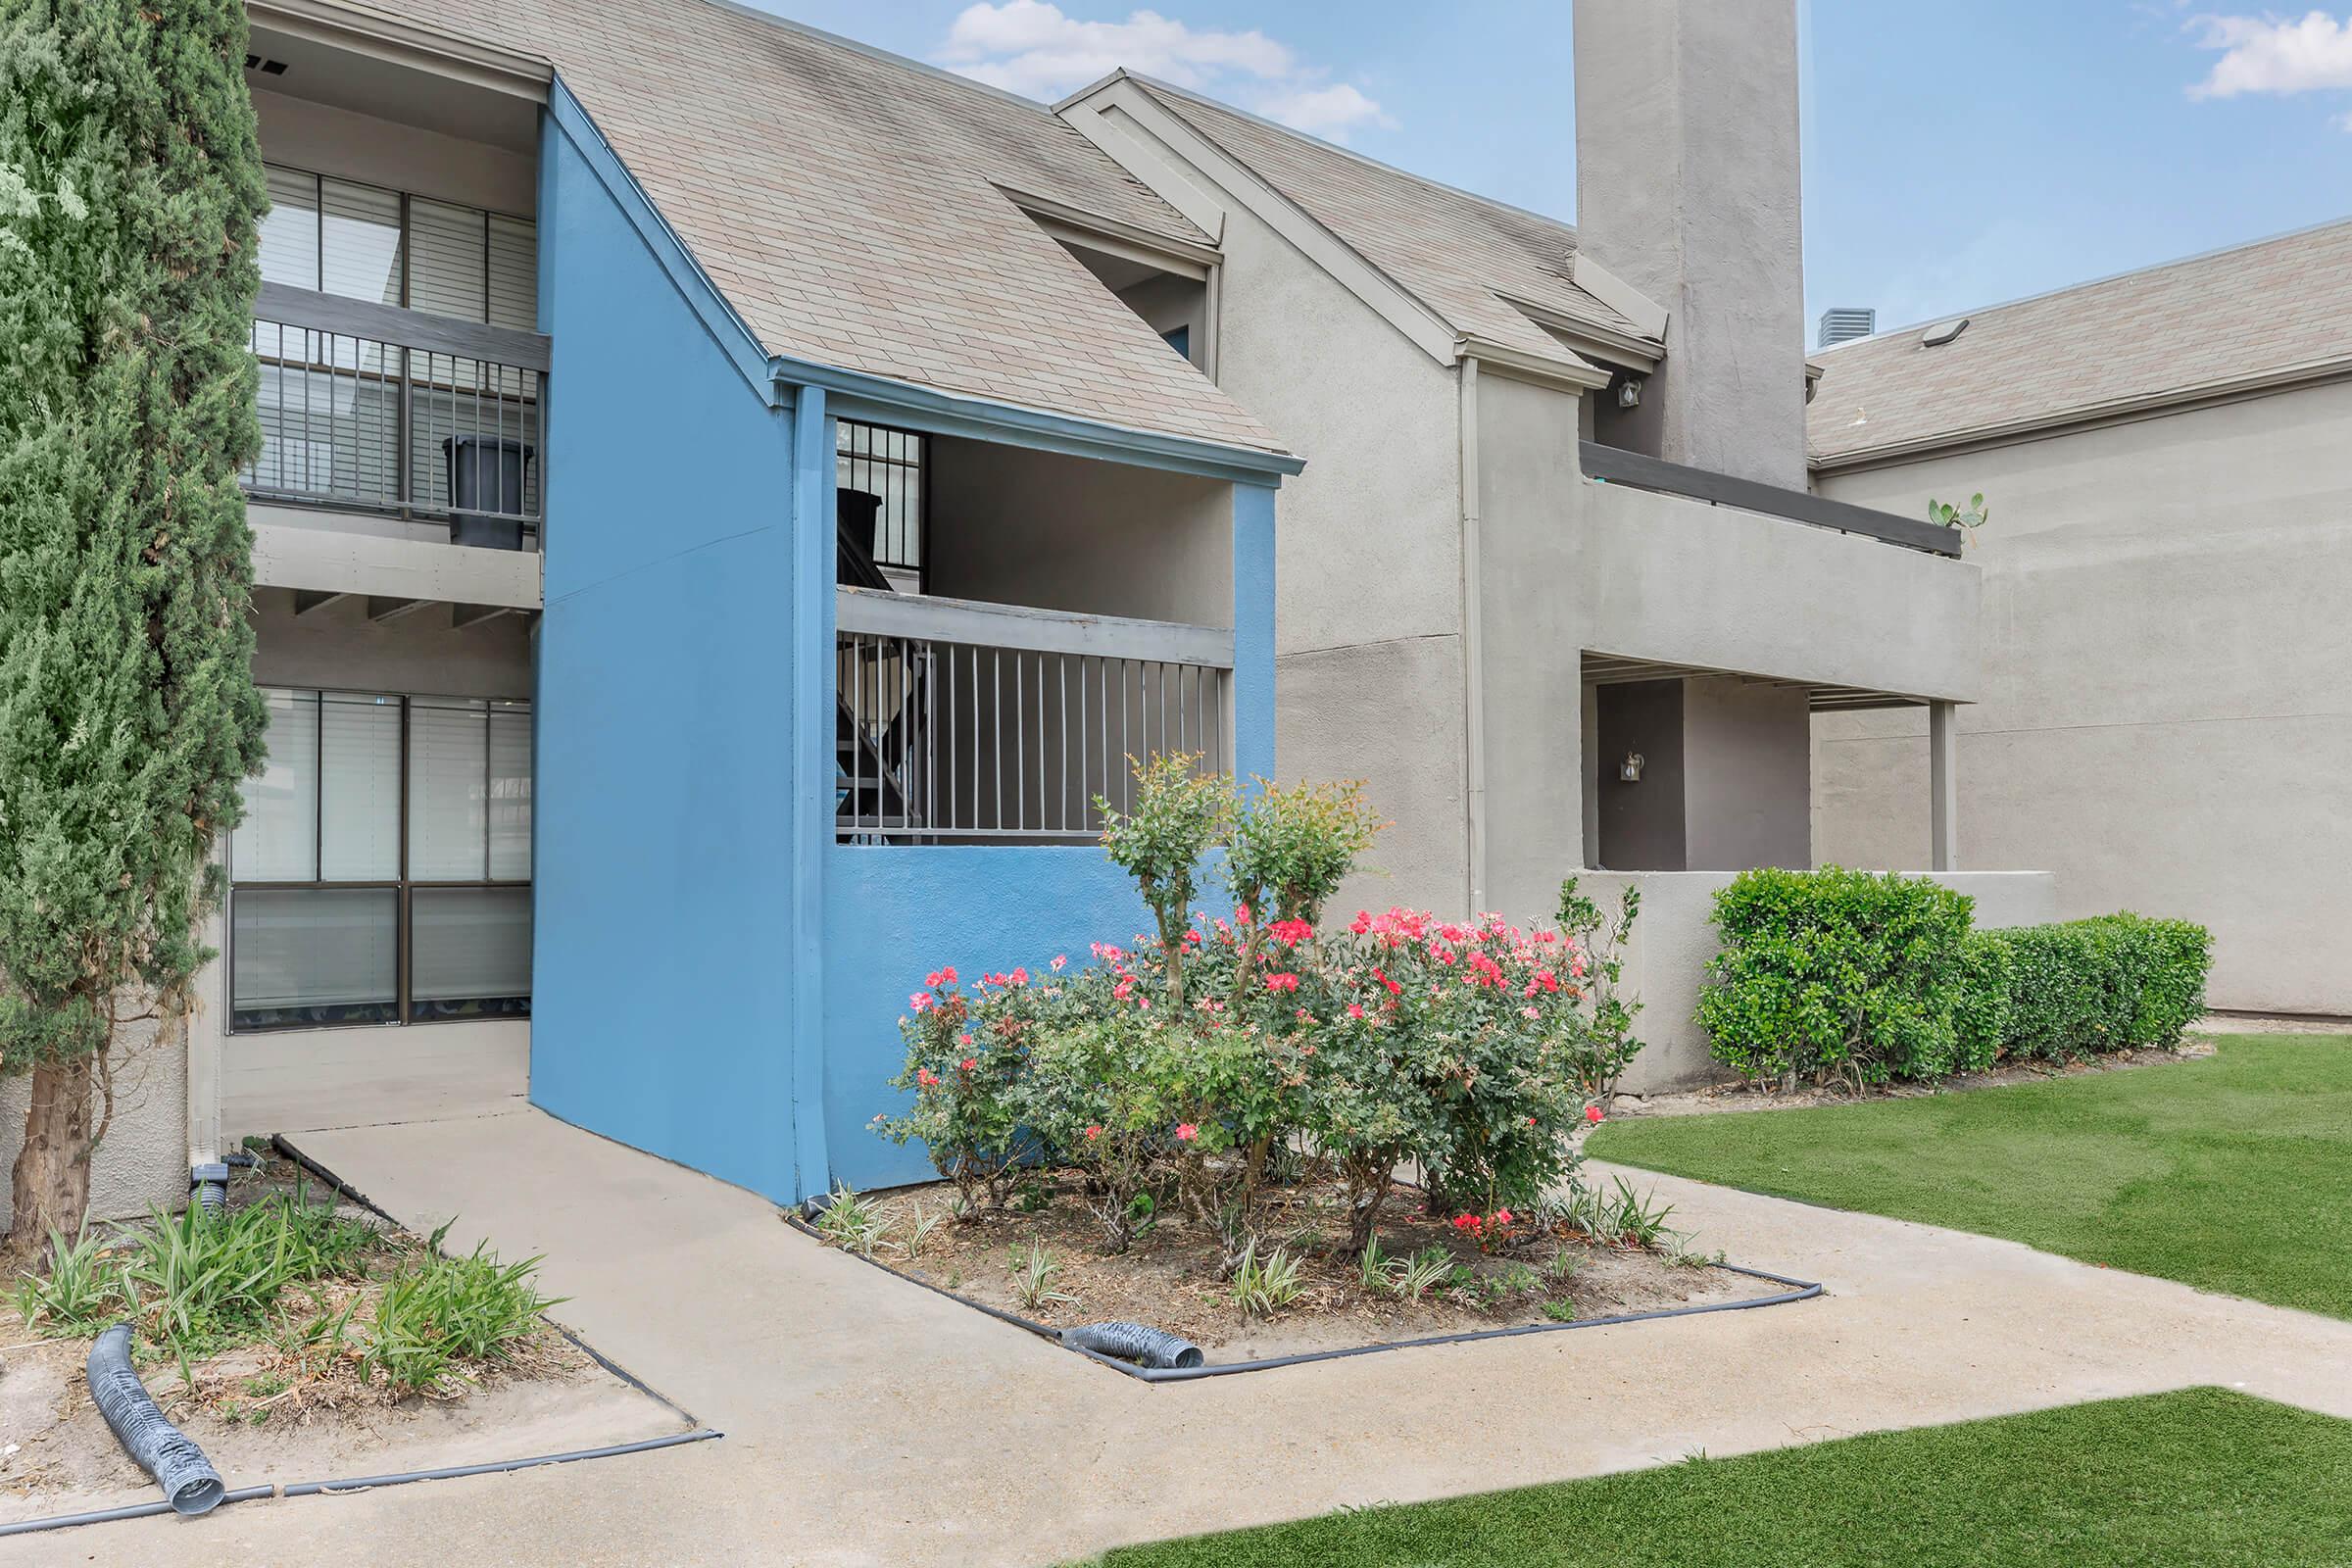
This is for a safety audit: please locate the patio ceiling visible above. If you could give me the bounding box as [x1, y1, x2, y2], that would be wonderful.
[1580, 653, 1927, 713]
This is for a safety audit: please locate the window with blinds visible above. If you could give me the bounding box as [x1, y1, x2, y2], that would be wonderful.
[258, 163, 536, 330]
[228, 688, 533, 1031]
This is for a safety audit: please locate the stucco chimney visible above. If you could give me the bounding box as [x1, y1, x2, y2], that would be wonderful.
[1573, 0, 1807, 488]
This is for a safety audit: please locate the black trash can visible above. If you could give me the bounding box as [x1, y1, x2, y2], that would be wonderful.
[443, 435, 535, 550]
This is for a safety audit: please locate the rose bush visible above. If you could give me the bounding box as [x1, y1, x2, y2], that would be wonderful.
[875, 765, 1645, 1260]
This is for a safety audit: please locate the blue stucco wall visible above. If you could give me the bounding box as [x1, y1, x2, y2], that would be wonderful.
[529, 99, 804, 1202]
[818, 482, 1280, 1192]
[529, 83, 1284, 1205]
[820, 846, 1155, 1189]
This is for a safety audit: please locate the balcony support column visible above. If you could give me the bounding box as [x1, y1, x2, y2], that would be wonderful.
[1230, 478, 1277, 786]
[1929, 700, 1959, 873]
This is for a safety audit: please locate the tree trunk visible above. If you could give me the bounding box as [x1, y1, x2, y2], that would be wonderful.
[9, 1056, 96, 1264]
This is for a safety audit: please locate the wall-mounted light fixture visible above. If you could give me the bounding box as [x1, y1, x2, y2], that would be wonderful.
[1619, 752, 1645, 783]
[1616, 376, 1643, 410]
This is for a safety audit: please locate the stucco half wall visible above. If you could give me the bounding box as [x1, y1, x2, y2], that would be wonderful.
[0, 1014, 188, 1235]
[1577, 869, 2059, 1094]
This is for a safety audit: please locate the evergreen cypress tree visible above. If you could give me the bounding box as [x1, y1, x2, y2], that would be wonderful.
[0, 0, 268, 1252]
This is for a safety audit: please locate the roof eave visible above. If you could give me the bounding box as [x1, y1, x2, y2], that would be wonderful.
[772, 350, 1303, 484]
[1460, 335, 1613, 393]
[1808, 352, 2352, 472]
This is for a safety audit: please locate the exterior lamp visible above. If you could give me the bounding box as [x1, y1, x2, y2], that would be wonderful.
[1620, 752, 1645, 783]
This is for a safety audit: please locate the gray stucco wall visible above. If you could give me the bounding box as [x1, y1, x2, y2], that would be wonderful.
[1682, 676, 1810, 870]
[1595, 679, 1687, 870]
[1572, 0, 1807, 487]
[927, 438, 1232, 628]
[1473, 370, 1587, 921]
[1202, 159, 1473, 919]
[1813, 382, 2352, 1013]
[1584, 869, 2059, 1093]
[1576, 478, 1982, 701]
[252, 86, 535, 217]
[0, 1012, 188, 1235]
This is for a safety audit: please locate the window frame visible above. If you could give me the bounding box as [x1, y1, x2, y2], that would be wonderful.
[259, 160, 539, 329]
[836, 418, 928, 584]
[226, 686, 533, 1033]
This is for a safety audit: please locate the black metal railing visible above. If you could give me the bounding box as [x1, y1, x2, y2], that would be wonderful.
[242, 281, 549, 545]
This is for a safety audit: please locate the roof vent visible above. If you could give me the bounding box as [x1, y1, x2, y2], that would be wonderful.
[1921, 317, 1970, 348]
[1817, 307, 1876, 347]
[244, 55, 288, 74]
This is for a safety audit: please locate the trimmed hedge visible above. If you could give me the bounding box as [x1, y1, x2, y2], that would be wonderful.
[1977, 913, 2212, 1061]
[1696, 868, 1977, 1086]
[1699, 868, 2213, 1086]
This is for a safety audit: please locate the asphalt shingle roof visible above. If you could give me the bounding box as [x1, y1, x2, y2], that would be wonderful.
[1130, 78, 1652, 369]
[366, 0, 1287, 454]
[1808, 218, 2352, 466]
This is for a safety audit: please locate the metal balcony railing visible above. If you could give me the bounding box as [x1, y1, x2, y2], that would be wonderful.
[242, 281, 550, 543]
[835, 588, 1234, 844]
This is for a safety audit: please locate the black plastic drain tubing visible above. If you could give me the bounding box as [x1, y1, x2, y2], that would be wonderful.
[276, 1427, 723, 1496]
[0, 1432, 725, 1539]
[0, 1486, 277, 1540]
[782, 1210, 1824, 1384]
[85, 1324, 226, 1514]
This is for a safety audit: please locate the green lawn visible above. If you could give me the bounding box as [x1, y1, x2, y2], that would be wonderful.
[1589, 1034, 2352, 1319]
[1089, 1390, 2352, 1567]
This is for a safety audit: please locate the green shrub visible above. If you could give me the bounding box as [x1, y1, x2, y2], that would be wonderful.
[1952, 931, 2013, 1075]
[1978, 913, 2211, 1061]
[1697, 868, 1977, 1086]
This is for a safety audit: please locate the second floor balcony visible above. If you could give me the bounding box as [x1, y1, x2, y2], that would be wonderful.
[245, 281, 548, 551]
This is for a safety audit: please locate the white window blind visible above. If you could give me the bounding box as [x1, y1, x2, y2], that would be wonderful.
[488, 704, 533, 880]
[231, 888, 398, 1011]
[319, 693, 401, 880]
[232, 690, 319, 881]
[411, 887, 532, 1004]
[487, 215, 538, 332]
[409, 199, 488, 322]
[318, 178, 403, 307]
[230, 688, 532, 1028]
[408, 698, 489, 880]
[258, 166, 319, 292]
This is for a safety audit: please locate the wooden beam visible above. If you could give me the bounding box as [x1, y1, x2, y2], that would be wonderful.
[1579, 442, 1961, 558]
[292, 589, 349, 616]
[367, 596, 431, 623]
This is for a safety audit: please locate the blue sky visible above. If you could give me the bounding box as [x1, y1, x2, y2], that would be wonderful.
[753, 1, 2352, 341]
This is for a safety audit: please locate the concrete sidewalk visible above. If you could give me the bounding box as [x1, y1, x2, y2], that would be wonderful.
[17, 1106, 2350, 1567]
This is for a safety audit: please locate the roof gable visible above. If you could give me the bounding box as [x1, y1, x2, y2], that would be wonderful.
[358, 0, 1286, 455]
[1102, 75, 1660, 374]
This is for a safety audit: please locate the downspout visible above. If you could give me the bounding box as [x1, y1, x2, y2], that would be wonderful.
[785, 384, 834, 1203]
[1457, 354, 1488, 915]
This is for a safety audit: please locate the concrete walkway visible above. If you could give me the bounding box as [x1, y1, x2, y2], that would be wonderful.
[18, 1106, 2351, 1567]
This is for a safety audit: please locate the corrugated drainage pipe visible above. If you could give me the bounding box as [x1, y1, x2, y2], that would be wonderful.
[1059, 1321, 1204, 1370]
[85, 1325, 225, 1516]
[191, 1161, 229, 1219]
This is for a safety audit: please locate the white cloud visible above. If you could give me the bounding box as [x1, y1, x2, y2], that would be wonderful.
[937, 2, 1394, 141]
[2186, 10, 2352, 99]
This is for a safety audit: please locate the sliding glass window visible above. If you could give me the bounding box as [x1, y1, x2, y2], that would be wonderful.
[228, 689, 532, 1031]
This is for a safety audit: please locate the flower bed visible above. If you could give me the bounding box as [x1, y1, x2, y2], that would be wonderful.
[0, 1152, 687, 1527]
[802, 1170, 1780, 1369]
[804, 764, 1817, 1374]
